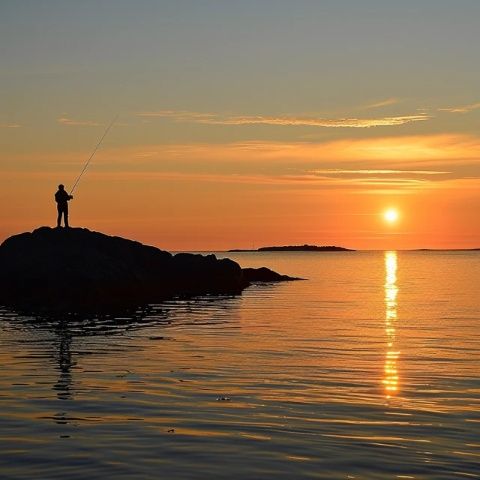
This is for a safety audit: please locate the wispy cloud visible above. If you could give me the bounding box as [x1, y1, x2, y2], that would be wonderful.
[364, 98, 400, 109]
[3, 134, 478, 199]
[4, 168, 476, 194]
[57, 117, 101, 127]
[438, 102, 480, 113]
[86, 170, 436, 190]
[210, 114, 429, 128]
[137, 110, 430, 128]
[0, 123, 21, 128]
[308, 169, 450, 175]
[97, 134, 480, 169]
[307, 134, 480, 166]
[138, 110, 216, 122]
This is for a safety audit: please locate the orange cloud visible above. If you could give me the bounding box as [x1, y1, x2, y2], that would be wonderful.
[109, 134, 480, 167]
[3, 134, 478, 198]
[9, 134, 475, 177]
[82, 170, 437, 192]
[308, 169, 449, 175]
[137, 110, 430, 128]
[308, 134, 480, 166]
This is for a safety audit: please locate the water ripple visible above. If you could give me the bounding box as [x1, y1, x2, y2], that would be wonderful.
[0, 251, 479, 479]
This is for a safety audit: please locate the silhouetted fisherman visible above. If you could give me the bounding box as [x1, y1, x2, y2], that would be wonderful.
[55, 184, 73, 228]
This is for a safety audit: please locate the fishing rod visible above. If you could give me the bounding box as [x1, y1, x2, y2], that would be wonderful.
[69, 115, 118, 195]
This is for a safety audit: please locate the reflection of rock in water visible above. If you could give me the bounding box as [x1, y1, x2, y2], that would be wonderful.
[53, 323, 75, 400]
[2, 298, 240, 417]
[2, 306, 170, 403]
[3, 303, 208, 401]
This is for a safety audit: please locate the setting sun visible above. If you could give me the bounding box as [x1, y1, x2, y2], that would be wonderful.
[384, 208, 399, 224]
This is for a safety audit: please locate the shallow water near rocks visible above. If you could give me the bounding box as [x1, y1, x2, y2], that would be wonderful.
[1, 251, 479, 479]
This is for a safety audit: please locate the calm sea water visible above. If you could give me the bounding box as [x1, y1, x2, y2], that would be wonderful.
[1, 251, 479, 479]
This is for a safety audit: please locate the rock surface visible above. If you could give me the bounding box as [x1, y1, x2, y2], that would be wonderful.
[0, 227, 298, 313]
[242, 267, 302, 283]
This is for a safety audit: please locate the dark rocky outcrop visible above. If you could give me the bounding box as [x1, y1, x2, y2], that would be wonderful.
[242, 267, 302, 283]
[0, 227, 298, 313]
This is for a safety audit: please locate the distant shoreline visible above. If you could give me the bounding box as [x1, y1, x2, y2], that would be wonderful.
[228, 245, 355, 252]
[225, 246, 480, 253]
[411, 248, 480, 252]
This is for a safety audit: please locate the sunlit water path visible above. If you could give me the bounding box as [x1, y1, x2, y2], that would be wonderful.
[1, 251, 479, 479]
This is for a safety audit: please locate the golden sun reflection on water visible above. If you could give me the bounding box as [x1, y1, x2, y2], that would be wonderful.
[384, 251, 400, 398]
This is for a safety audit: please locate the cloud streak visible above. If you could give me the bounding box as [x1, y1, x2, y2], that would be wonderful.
[0, 123, 21, 128]
[137, 110, 430, 128]
[439, 101, 480, 113]
[364, 98, 400, 109]
[96, 134, 480, 170]
[86, 170, 436, 190]
[57, 117, 102, 127]
[308, 169, 450, 175]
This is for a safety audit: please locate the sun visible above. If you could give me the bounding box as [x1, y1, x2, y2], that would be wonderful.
[384, 208, 399, 224]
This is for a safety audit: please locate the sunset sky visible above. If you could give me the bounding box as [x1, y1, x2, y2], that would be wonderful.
[1, 0, 479, 250]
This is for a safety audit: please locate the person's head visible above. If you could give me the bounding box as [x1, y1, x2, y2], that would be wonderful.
[58, 184, 64, 191]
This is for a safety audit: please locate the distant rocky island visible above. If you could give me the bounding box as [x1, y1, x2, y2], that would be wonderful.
[229, 244, 354, 252]
[0, 227, 301, 314]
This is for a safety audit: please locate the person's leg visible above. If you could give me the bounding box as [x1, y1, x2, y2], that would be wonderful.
[64, 205, 69, 228]
[57, 205, 62, 227]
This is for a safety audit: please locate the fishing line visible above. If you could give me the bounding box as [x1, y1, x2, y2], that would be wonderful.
[69, 115, 118, 195]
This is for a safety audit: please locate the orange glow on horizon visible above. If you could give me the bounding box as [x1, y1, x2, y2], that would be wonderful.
[1, 134, 479, 250]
